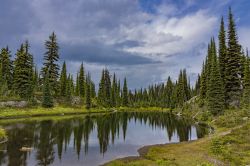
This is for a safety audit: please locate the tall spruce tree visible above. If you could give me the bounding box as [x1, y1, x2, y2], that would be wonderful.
[242, 57, 250, 108]
[79, 63, 85, 97]
[122, 78, 128, 106]
[75, 73, 79, 96]
[224, 8, 241, 107]
[207, 39, 224, 115]
[42, 32, 60, 96]
[0, 47, 13, 90]
[111, 73, 117, 107]
[13, 42, 34, 99]
[60, 61, 67, 97]
[104, 69, 111, 107]
[98, 70, 105, 106]
[85, 73, 91, 109]
[42, 72, 53, 108]
[200, 62, 207, 99]
[218, 17, 227, 87]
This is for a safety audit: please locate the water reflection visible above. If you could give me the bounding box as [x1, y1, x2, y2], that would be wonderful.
[0, 112, 207, 166]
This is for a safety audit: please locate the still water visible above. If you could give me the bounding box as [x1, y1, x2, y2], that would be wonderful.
[0, 112, 207, 166]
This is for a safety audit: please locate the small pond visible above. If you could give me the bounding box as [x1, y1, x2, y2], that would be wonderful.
[0, 112, 207, 166]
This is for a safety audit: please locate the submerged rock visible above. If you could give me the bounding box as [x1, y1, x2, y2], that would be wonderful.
[20, 147, 33, 152]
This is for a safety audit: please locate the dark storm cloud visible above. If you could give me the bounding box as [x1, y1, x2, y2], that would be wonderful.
[60, 41, 161, 65]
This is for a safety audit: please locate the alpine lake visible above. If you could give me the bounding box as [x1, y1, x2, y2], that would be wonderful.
[0, 111, 208, 166]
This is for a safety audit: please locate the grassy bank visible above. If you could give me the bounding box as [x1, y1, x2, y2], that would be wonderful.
[0, 106, 168, 120]
[0, 106, 110, 119]
[105, 109, 250, 166]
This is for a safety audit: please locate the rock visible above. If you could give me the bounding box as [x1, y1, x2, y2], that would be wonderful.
[0, 101, 28, 108]
[243, 117, 248, 121]
[71, 96, 81, 105]
[20, 147, 33, 152]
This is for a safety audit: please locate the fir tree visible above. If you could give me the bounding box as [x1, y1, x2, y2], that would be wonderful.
[104, 69, 112, 107]
[42, 72, 53, 108]
[42, 32, 60, 96]
[98, 69, 105, 106]
[200, 62, 207, 99]
[75, 73, 79, 96]
[224, 8, 241, 107]
[122, 78, 128, 106]
[111, 73, 117, 107]
[66, 74, 71, 100]
[0, 47, 13, 89]
[85, 73, 91, 109]
[60, 61, 67, 97]
[13, 42, 34, 99]
[165, 76, 173, 108]
[207, 40, 224, 115]
[242, 57, 250, 108]
[218, 17, 227, 86]
[79, 63, 85, 97]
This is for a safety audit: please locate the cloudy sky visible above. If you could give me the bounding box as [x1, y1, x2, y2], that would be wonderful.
[0, 0, 250, 89]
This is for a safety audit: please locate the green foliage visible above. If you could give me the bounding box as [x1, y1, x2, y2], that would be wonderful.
[207, 39, 224, 115]
[60, 61, 67, 97]
[218, 17, 227, 88]
[42, 32, 60, 96]
[42, 73, 53, 108]
[224, 8, 242, 107]
[85, 73, 91, 109]
[242, 57, 250, 108]
[122, 78, 128, 106]
[13, 41, 34, 99]
[78, 63, 85, 97]
[0, 47, 13, 89]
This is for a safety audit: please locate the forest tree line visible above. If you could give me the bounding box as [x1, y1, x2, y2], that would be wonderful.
[0, 8, 249, 113]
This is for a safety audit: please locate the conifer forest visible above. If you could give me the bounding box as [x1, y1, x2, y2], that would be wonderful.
[0, 2, 250, 166]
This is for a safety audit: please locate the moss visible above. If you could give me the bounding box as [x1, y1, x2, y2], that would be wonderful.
[0, 128, 6, 139]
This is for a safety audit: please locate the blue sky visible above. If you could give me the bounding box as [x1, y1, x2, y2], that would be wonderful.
[0, 0, 250, 89]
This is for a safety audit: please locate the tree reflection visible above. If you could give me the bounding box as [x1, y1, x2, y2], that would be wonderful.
[0, 112, 207, 165]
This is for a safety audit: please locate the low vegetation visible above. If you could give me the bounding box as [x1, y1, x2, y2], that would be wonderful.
[0, 128, 6, 140]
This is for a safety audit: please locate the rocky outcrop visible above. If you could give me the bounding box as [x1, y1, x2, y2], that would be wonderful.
[0, 101, 28, 108]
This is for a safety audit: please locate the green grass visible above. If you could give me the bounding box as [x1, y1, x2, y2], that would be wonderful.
[0, 106, 109, 119]
[0, 128, 6, 139]
[117, 107, 170, 112]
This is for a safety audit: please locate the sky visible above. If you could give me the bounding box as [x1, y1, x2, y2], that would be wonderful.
[0, 0, 250, 89]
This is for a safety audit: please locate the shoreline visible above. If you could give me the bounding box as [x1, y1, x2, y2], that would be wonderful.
[102, 138, 205, 166]
[0, 106, 169, 120]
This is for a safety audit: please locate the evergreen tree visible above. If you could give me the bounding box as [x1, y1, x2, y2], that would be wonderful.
[218, 17, 227, 86]
[200, 62, 207, 99]
[66, 74, 71, 100]
[242, 57, 250, 108]
[122, 78, 128, 106]
[42, 72, 53, 108]
[75, 73, 79, 96]
[104, 69, 112, 107]
[111, 73, 117, 107]
[176, 70, 185, 107]
[0, 47, 13, 89]
[165, 76, 173, 107]
[224, 8, 241, 107]
[42, 32, 60, 95]
[85, 73, 91, 109]
[79, 63, 85, 97]
[60, 61, 67, 97]
[207, 40, 224, 115]
[98, 70, 105, 106]
[13, 42, 34, 99]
